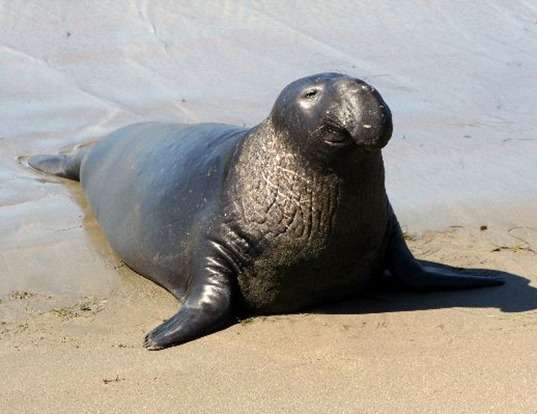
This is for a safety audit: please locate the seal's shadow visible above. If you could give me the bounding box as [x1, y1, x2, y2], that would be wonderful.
[318, 261, 537, 315]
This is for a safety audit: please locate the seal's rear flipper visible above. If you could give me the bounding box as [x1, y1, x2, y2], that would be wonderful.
[28, 147, 89, 181]
[386, 213, 504, 290]
[143, 257, 233, 350]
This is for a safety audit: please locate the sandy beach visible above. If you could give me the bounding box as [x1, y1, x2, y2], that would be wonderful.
[1, 1, 536, 412]
[2, 223, 537, 413]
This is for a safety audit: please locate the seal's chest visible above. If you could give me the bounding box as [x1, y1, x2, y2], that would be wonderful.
[236, 197, 389, 314]
[229, 147, 388, 313]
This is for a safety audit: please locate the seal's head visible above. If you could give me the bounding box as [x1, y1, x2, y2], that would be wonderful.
[270, 72, 392, 163]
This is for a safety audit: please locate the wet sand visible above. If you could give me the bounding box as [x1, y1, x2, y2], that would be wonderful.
[1, 221, 537, 413]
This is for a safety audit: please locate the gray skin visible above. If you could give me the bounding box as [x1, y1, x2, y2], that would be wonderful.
[29, 73, 503, 350]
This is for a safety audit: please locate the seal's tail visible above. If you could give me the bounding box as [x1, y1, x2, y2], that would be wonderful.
[28, 146, 90, 181]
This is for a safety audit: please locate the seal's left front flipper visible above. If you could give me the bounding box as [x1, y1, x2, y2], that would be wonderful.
[143, 261, 233, 350]
[385, 213, 504, 291]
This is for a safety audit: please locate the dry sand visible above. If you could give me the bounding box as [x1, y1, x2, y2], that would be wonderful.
[1, 219, 536, 413]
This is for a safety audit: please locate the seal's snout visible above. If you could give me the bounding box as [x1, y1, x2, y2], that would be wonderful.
[337, 78, 393, 150]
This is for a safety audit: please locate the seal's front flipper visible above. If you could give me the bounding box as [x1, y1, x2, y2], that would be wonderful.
[143, 260, 233, 350]
[386, 213, 504, 290]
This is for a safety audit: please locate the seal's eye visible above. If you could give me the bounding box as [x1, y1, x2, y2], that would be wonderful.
[303, 89, 319, 99]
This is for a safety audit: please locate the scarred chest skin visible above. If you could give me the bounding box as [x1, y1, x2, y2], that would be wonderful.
[217, 120, 390, 313]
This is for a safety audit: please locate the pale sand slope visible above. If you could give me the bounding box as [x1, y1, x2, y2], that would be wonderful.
[1, 1, 536, 233]
[1, 226, 536, 413]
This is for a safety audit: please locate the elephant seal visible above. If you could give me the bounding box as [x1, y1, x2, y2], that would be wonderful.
[29, 73, 503, 350]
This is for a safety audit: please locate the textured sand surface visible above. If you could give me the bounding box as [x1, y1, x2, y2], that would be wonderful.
[1, 227, 536, 413]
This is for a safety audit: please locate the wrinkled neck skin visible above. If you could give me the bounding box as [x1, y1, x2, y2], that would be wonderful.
[221, 119, 389, 312]
[226, 118, 388, 241]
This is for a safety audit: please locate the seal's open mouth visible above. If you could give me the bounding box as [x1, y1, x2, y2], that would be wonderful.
[323, 123, 352, 147]
[323, 115, 391, 150]
[323, 137, 348, 147]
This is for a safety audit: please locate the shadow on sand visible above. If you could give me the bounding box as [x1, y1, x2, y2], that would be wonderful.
[319, 260, 537, 315]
